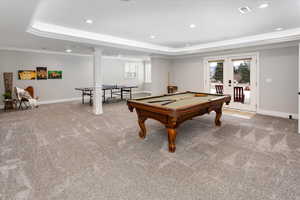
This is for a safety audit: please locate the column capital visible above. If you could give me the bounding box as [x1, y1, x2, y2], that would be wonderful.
[93, 47, 103, 53]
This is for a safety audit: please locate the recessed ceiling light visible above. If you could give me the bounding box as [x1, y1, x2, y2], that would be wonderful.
[275, 27, 283, 31]
[189, 24, 196, 29]
[65, 49, 72, 53]
[239, 6, 252, 14]
[85, 19, 93, 24]
[259, 3, 269, 9]
[150, 35, 156, 39]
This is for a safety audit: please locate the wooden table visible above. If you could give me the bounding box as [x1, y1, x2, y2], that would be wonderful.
[127, 91, 231, 152]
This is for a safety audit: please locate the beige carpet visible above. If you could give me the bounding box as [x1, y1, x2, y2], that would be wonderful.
[223, 108, 256, 119]
[0, 101, 299, 200]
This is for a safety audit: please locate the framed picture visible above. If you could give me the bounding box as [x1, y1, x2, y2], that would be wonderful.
[18, 70, 36, 80]
[48, 70, 62, 79]
[36, 67, 47, 80]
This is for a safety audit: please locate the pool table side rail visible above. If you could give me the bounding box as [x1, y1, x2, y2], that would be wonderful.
[131, 91, 226, 101]
[127, 91, 231, 117]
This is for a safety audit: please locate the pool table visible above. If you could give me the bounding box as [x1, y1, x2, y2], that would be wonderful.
[127, 91, 231, 153]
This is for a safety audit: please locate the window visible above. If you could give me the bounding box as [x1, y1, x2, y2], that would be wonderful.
[208, 60, 224, 94]
[124, 63, 138, 79]
[209, 61, 224, 84]
[144, 61, 152, 83]
[124, 61, 151, 82]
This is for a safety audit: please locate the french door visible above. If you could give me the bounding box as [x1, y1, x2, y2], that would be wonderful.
[204, 53, 258, 112]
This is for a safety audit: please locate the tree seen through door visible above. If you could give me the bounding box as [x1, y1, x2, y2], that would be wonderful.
[209, 61, 224, 94]
[233, 59, 251, 104]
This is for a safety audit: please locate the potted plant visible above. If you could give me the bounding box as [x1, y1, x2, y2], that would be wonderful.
[2, 92, 12, 99]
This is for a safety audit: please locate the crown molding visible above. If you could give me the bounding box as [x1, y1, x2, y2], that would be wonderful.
[28, 21, 172, 54]
[103, 55, 150, 62]
[170, 40, 300, 60]
[0, 46, 91, 57]
[28, 21, 300, 56]
[0, 46, 151, 62]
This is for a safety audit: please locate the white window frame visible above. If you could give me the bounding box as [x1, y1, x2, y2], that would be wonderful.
[144, 62, 152, 83]
[124, 62, 138, 79]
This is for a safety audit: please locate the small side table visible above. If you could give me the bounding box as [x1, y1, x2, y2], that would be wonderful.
[167, 86, 178, 94]
[3, 99, 16, 112]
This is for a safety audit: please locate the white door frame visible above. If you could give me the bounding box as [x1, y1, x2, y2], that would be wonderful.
[298, 44, 300, 134]
[203, 52, 260, 112]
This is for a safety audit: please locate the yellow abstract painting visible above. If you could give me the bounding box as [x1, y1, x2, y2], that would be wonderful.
[18, 70, 36, 80]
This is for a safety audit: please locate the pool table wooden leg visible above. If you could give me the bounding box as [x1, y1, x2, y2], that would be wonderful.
[215, 108, 222, 126]
[138, 117, 147, 139]
[167, 128, 176, 153]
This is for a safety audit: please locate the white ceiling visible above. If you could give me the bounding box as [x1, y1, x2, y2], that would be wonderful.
[1, 0, 300, 56]
[0, 1, 92, 54]
[0, 0, 148, 57]
[34, 0, 300, 48]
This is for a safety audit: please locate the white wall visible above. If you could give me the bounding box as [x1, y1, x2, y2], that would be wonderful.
[171, 45, 299, 116]
[259, 47, 298, 114]
[150, 57, 172, 95]
[102, 58, 144, 91]
[0, 50, 93, 104]
[0, 50, 147, 105]
[1, 45, 297, 116]
[171, 56, 204, 92]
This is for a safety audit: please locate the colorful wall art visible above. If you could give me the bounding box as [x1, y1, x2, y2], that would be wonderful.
[37, 67, 48, 80]
[48, 70, 62, 79]
[18, 70, 36, 80]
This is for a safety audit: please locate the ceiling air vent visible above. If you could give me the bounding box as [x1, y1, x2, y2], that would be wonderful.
[239, 6, 251, 14]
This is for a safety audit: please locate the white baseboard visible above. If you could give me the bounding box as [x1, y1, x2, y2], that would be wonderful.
[0, 97, 81, 109]
[0, 93, 151, 109]
[257, 109, 298, 119]
[38, 97, 81, 105]
[133, 90, 152, 94]
[1, 97, 297, 121]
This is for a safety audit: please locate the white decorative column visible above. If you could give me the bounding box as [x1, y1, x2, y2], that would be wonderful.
[93, 48, 103, 115]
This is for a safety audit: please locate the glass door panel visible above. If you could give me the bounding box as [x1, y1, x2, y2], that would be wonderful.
[233, 59, 251, 105]
[208, 61, 224, 94]
[227, 57, 257, 111]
